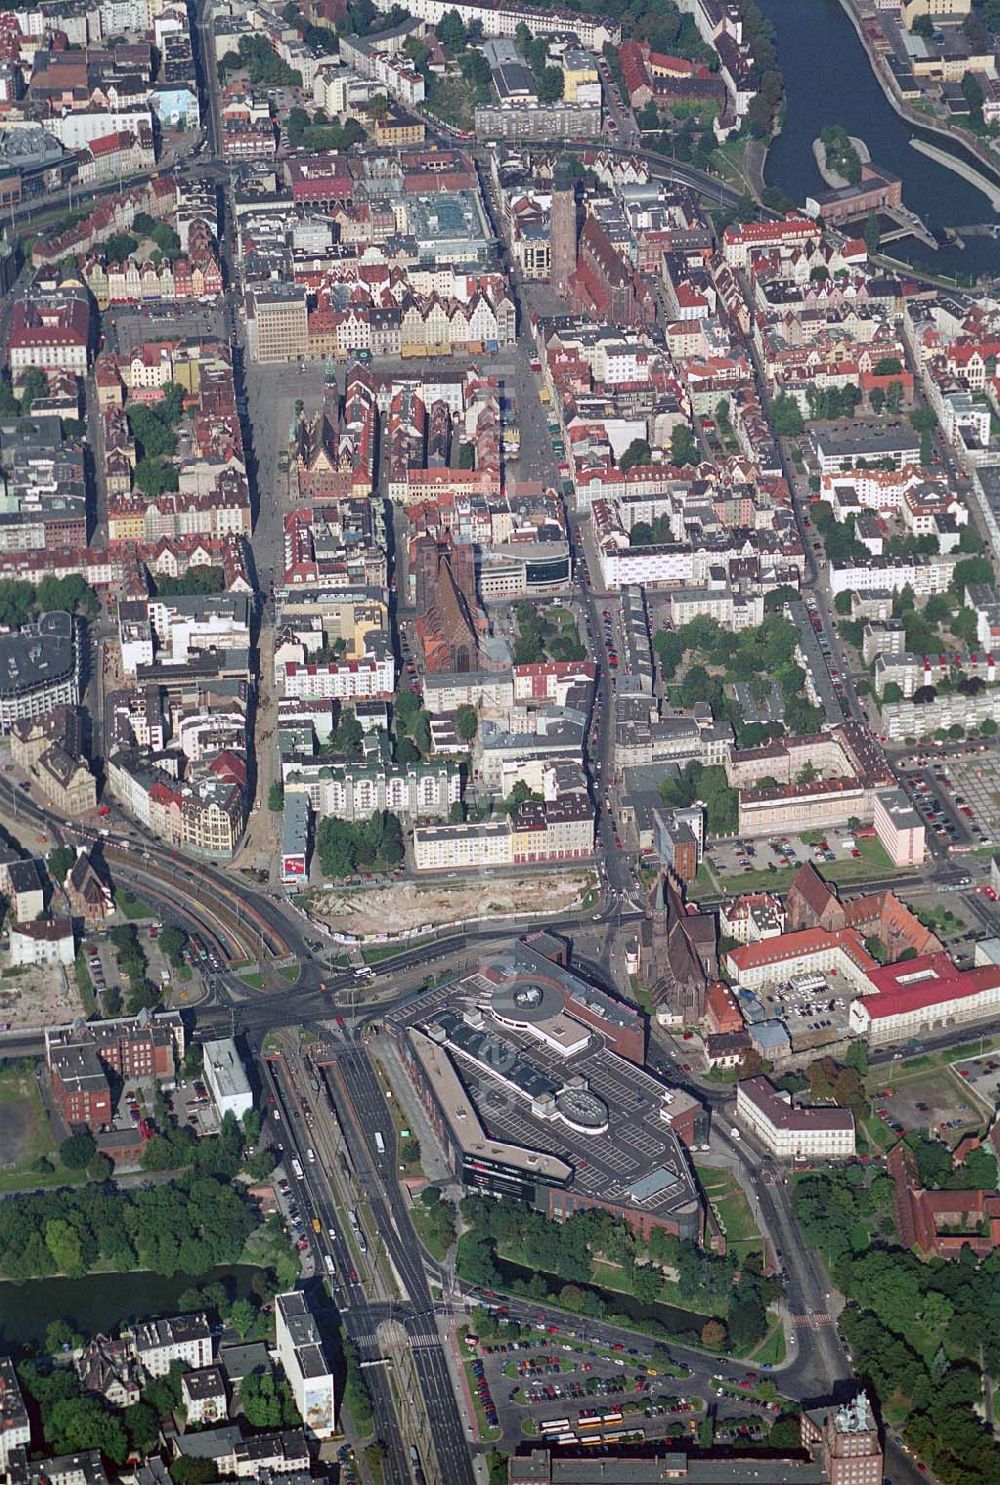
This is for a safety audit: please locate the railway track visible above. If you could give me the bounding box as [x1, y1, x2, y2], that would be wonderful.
[101, 846, 290, 964]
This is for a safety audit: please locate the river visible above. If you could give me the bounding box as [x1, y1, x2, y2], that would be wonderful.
[0, 1265, 261, 1352]
[757, 0, 1000, 279]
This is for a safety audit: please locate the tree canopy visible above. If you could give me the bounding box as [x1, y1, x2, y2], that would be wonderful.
[316, 811, 404, 878]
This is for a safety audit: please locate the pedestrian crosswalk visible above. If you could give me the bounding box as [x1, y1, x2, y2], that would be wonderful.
[790, 1312, 833, 1329]
[353, 1330, 440, 1357]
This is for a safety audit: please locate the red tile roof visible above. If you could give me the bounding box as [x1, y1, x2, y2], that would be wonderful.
[862, 952, 1000, 1019]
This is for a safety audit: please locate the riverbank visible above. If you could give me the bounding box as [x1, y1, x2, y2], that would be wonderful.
[0, 1264, 264, 1351]
[910, 137, 1000, 210]
[755, 0, 1000, 278]
[834, 0, 1000, 200]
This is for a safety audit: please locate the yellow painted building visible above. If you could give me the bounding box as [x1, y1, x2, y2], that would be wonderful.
[374, 109, 426, 145]
[562, 47, 599, 103]
[902, 0, 970, 26]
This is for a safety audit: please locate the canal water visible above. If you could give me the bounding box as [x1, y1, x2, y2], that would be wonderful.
[493, 1256, 707, 1344]
[0, 1265, 261, 1352]
[757, 0, 1000, 279]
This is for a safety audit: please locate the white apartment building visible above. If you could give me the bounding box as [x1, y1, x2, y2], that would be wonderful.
[874, 788, 926, 868]
[147, 595, 251, 664]
[279, 655, 395, 701]
[338, 35, 425, 106]
[736, 1077, 856, 1160]
[133, 1314, 212, 1378]
[597, 542, 697, 591]
[369, 0, 619, 46]
[828, 556, 957, 597]
[284, 757, 461, 822]
[10, 918, 75, 968]
[180, 1367, 228, 1427]
[275, 1293, 336, 1440]
[47, 108, 154, 152]
[413, 820, 514, 871]
[312, 64, 380, 115]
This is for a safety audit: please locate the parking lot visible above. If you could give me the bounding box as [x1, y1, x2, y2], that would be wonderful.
[104, 304, 228, 354]
[897, 743, 998, 851]
[475, 1333, 704, 1449]
[707, 824, 883, 886]
[869, 1064, 983, 1146]
[755, 970, 855, 1048]
[950, 1053, 1000, 1117]
[470, 1326, 787, 1453]
[935, 751, 1000, 845]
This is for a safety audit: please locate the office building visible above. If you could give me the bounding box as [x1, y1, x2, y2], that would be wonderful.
[201, 1038, 253, 1121]
[735, 1077, 856, 1160]
[245, 286, 309, 364]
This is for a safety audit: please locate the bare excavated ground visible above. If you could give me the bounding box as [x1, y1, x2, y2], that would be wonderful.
[311, 871, 596, 937]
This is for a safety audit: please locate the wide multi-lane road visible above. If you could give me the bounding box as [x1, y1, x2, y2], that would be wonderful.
[259, 1051, 418, 1485]
[260, 1038, 475, 1485]
[323, 1044, 477, 1485]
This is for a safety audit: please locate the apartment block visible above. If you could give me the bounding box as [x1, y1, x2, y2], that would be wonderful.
[0, 1358, 30, 1470]
[133, 1314, 213, 1378]
[274, 1293, 336, 1440]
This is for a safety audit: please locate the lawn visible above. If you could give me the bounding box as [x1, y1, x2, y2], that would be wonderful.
[411, 1205, 452, 1262]
[695, 1164, 763, 1258]
[715, 864, 796, 895]
[626, 975, 656, 1016]
[749, 1324, 786, 1368]
[825, 837, 901, 885]
[710, 137, 758, 196]
[277, 963, 300, 983]
[0, 1064, 85, 1192]
[114, 890, 155, 920]
[913, 904, 966, 936]
[859, 1111, 899, 1154]
[687, 860, 721, 900]
[362, 942, 411, 965]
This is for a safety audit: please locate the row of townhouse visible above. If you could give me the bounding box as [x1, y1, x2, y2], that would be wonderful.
[107, 750, 247, 858]
[306, 286, 517, 361]
[30, 173, 175, 266]
[412, 794, 594, 870]
[82, 248, 222, 308]
[108, 486, 252, 543]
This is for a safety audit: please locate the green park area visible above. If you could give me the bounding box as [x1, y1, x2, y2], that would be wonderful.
[793, 1153, 1000, 1480]
[695, 1165, 764, 1263]
[456, 1194, 778, 1357]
